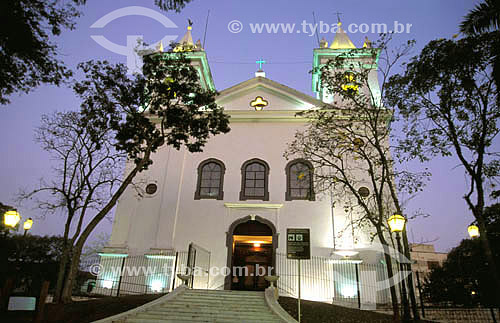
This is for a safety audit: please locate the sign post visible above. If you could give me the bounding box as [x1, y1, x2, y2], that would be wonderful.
[287, 228, 310, 323]
[298, 258, 301, 322]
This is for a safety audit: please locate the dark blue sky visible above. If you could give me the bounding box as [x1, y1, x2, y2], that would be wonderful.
[0, 0, 485, 252]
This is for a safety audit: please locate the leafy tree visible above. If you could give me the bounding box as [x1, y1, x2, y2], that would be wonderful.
[460, 0, 500, 104]
[0, 0, 83, 104]
[24, 51, 230, 303]
[154, 0, 194, 12]
[460, 0, 499, 34]
[0, 202, 14, 236]
[0, 0, 194, 105]
[423, 204, 500, 306]
[286, 35, 425, 321]
[386, 32, 500, 306]
[0, 234, 65, 296]
[483, 201, 500, 236]
[21, 110, 126, 303]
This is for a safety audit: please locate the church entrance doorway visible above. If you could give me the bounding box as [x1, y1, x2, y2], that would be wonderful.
[225, 216, 277, 291]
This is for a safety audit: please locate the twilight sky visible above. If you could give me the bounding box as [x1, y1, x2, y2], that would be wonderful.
[0, 0, 487, 252]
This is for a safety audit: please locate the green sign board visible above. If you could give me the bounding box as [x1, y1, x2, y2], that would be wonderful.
[286, 228, 311, 259]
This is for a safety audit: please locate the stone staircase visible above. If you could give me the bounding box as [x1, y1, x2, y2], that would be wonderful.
[94, 286, 295, 323]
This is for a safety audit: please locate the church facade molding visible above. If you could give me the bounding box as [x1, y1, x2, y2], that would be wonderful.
[217, 76, 327, 110]
[223, 203, 283, 209]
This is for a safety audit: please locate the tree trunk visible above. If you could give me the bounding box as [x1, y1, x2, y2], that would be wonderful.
[379, 231, 400, 322]
[54, 209, 75, 303]
[383, 248, 401, 322]
[402, 230, 419, 320]
[60, 246, 82, 303]
[58, 151, 151, 303]
[53, 245, 70, 303]
[476, 213, 500, 307]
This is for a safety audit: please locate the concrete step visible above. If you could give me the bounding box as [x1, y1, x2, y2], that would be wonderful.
[178, 296, 266, 302]
[185, 289, 264, 295]
[153, 304, 270, 311]
[126, 315, 282, 323]
[172, 298, 267, 305]
[116, 288, 285, 323]
[179, 295, 264, 301]
[165, 298, 267, 305]
[182, 292, 265, 298]
[182, 293, 264, 299]
[146, 307, 277, 315]
[135, 312, 280, 320]
[126, 319, 282, 323]
[159, 303, 268, 311]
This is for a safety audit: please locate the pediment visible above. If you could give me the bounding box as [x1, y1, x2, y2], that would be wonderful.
[216, 77, 327, 111]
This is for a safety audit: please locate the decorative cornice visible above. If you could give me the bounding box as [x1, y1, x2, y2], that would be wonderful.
[224, 203, 283, 209]
[226, 110, 308, 123]
[217, 76, 328, 109]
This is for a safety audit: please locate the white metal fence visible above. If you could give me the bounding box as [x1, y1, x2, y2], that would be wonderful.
[275, 252, 396, 307]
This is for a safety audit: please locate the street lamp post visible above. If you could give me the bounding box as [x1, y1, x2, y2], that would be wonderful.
[4, 210, 33, 236]
[467, 224, 479, 239]
[388, 214, 411, 322]
[3, 209, 34, 291]
[23, 218, 33, 237]
[3, 210, 21, 228]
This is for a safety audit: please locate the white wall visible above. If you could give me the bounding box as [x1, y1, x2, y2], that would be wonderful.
[110, 118, 372, 256]
[106, 79, 381, 291]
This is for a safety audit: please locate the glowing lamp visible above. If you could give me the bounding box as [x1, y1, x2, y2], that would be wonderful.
[250, 96, 268, 111]
[388, 214, 406, 233]
[341, 284, 357, 298]
[150, 280, 163, 292]
[23, 218, 33, 230]
[253, 243, 261, 248]
[4, 210, 21, 228]
[102, 280, 113, 289]
[468, 225, 479, 238]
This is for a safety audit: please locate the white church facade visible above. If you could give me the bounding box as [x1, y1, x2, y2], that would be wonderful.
[97, 24, 391, 306]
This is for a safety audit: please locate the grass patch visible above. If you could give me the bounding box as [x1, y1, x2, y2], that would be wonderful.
[278, 297, 432, 323]
[5, 293, 164, 323]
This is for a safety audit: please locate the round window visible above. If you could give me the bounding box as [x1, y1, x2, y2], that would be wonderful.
[358, 186, 370, 198]
[145, 183, 158, 195]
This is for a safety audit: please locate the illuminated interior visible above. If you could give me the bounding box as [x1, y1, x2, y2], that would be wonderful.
[232, 235, 272, 246]
[231, 220, 274, 291]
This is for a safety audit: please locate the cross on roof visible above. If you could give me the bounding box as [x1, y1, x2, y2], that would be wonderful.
[333, 11, 343, 23]
[256, 59, 266, 70]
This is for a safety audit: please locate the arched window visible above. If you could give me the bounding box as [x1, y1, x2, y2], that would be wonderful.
[194, 158, 225, 200]
[285, 159, 314, 201]
[239, 159, 270, 201]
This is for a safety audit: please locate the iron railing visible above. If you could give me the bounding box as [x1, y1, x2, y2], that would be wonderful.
[83, 243, 211, 297]
[275, 252, 398, 307]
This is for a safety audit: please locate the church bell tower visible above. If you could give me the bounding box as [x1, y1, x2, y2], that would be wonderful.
[151, 23, 216, 91]
[311, 21, 381, 106]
